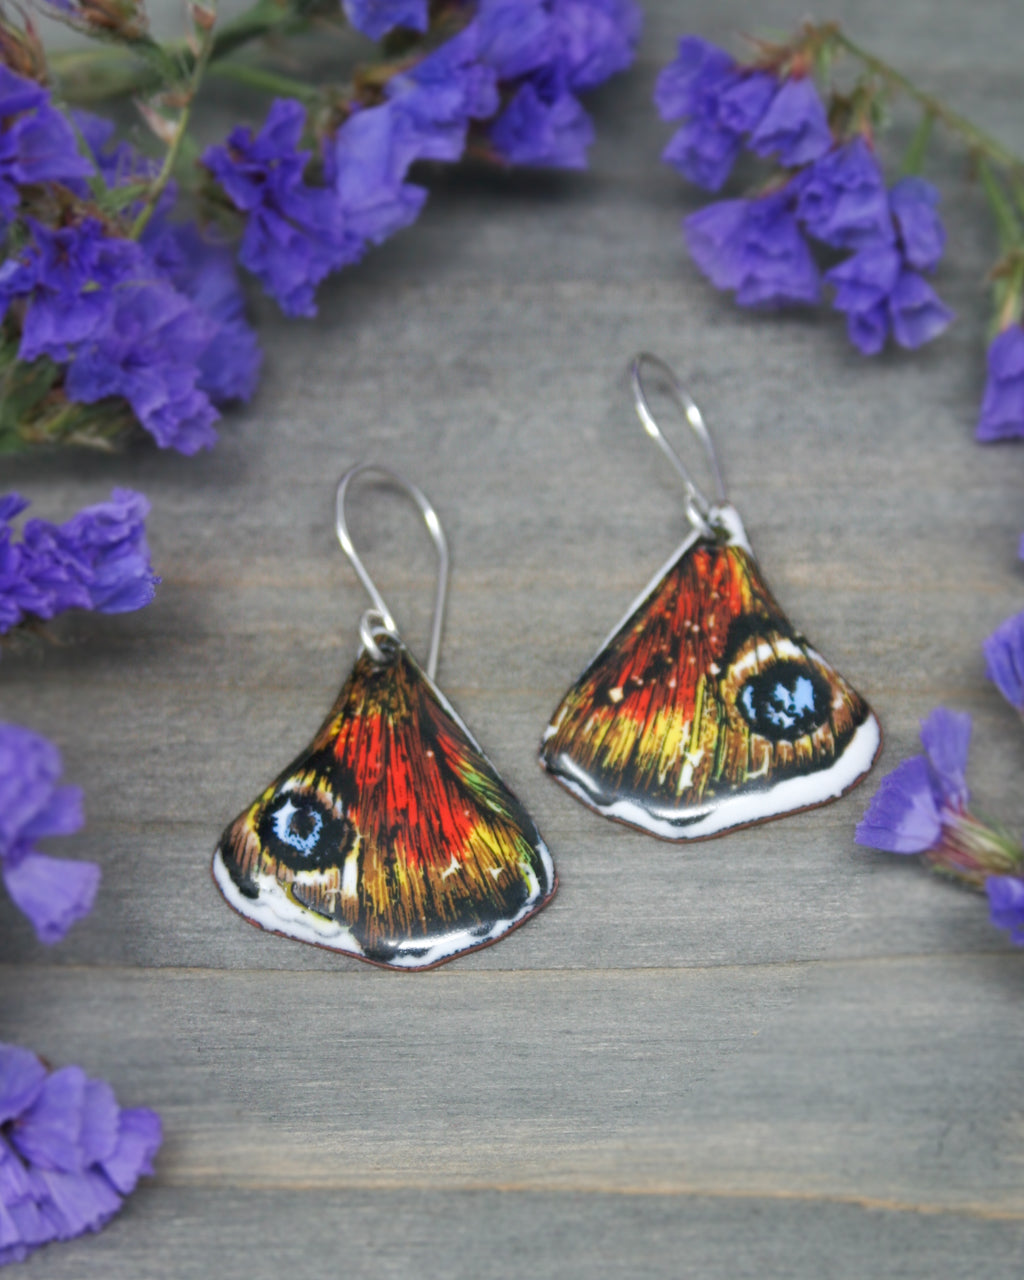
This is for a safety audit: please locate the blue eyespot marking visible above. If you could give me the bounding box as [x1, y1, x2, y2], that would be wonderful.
[736, 664, 829, 742]
[272, 799, 323, 856]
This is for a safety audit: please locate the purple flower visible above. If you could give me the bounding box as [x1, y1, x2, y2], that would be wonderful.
[0, 218, 226, 451]
[684, 192, 820, 308]
[49, 488, 159, 614]
[548, 0, 641, 92]
[489, 78, 594, 168]
[856, 708, 1024, 891]
[477, 0, 555, 81]
[341, 0, 425, 40]
[983, 609, 1024, 713]
[662, 116, 742, 192]
[716, 71, 777, 134]
[0, 724, 97, 945]
[385, 22, 499, 163]
[919, 706, 970, 809]
[794, 138, 892, 249]
[888, 271, 954, 349]
[146, 222, 261, 406]
[986, 875, 1024, 944]
[748, 76, 831, 167]
[889, 176, 945, 272]
[826, 246, 953, 355]
[0, 1043, 161, 1264]
[655, 37, 776, 192]
[72, 110, 157, 190]
[330, 103, 427, 246]
[203, 99, 358, 318]
[976, 326, 1024, 442]
[0, 489, 158, 632]
[653, 36, 734, 121]
[4, 219, 141, 365]
[0, 497, 52, 630]
[856, 708, 971, 854]
[0, 67, 93, 220]
[854, 756, 941, 853]
[824, 244, 898, 354]
[65, 281, 219, 454]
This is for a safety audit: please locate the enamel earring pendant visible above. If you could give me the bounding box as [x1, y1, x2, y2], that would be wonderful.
[213, 464, 556, 969]
[540, 354, 881, 841]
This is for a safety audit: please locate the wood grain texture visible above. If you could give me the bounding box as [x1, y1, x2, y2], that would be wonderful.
[3, 0, 1024, 1275]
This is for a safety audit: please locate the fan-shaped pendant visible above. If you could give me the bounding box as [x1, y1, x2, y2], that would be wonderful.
[539, 354, 881, 840]
[215, 642, 555, 968]
[540, 504, 880, 839]
[213, 464, 556, 968]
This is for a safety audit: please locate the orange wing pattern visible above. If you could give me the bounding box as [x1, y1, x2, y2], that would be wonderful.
[540, 513, 880, 839]
[215, 646, 556, 968]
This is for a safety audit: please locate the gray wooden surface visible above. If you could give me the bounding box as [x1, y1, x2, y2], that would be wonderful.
[4, 1, 1024, 1275]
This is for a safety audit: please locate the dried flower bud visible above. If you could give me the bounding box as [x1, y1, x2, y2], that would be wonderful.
[0, 7, 49, 83]
[190, 1, 215, 32]
[135, 97, 180, 146]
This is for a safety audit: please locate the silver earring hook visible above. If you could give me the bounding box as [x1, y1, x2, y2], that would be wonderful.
[335, 463, 449, 680]
[628, 353, 727, 530]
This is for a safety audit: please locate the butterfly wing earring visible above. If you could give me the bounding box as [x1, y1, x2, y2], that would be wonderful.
[213, 464, 557, 969]
[540, 353, 881, 840]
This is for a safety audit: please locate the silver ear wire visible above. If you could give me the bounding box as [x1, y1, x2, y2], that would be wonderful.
[628, 353, 727, 532]
[335, 464, 449, 680]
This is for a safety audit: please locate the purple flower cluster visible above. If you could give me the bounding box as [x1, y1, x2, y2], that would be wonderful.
[660, 37, 953, 351]
[824, 171, 952, 354]
[856, 708, 1024, 946]
[655, 37, 823, 191]
[0, 489, 158, 635]
[205, 0, 640, 315]
[0, 723, 97, 945]
[0, 1043, 161, 1264]
[0, 72, 260, 454]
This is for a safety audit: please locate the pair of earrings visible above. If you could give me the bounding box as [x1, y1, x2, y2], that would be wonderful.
[212, 355, 881, 970]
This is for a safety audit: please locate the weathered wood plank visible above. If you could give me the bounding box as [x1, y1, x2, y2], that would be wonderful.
[3, 956, 1022, 1212]
[12, 1186, 1024, 1280]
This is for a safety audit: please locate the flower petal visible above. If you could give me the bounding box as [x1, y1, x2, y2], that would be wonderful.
[100, 1108, 163, 1194]
[987, 875, 1024, 944]
[11, 1066, 87, 1173]
[2, 852, 100, 945]
[854, 756, 942, 853]
[919, 707, 971, 809]
[0, 1045, 46, 1126]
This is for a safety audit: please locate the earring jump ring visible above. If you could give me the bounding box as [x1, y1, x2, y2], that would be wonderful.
[628, 353, 727, 525]
[335, 463, 449, 681]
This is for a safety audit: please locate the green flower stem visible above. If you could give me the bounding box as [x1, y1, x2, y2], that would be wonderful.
[978, 157, 1024, 251]
[994, 254, 1024, 332]
[48, 0, 313, 104]
[129, 7, 218, 239]
[827, 27, 1024, 177]
[207, 60, 321, 102]
[900, 109, 934, 177]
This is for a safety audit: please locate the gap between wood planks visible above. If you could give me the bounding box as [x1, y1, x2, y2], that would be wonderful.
[143, 1175, 1024, 1223]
